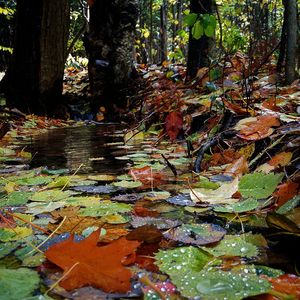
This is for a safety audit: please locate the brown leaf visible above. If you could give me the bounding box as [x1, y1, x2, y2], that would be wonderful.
[45, 230, 140, 292]
[126, 225, 163, 243]
[165, 111, 183, 141]
[274, 182, 299, 207]
[224, 156, 249, 177]
[237, 115, 280, 140]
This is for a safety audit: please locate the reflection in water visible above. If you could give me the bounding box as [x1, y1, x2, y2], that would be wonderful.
[27, 125, 127, 174]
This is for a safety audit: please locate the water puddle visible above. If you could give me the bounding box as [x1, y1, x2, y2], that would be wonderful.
[23, 125, 129, 174]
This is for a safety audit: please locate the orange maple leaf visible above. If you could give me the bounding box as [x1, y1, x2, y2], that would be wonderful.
[45, 230, 140, 292]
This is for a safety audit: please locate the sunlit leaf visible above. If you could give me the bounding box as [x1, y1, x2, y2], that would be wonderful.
[213, 198, 259, 213]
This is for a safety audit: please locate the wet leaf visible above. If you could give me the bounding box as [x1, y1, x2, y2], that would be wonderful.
[0, 241, 21, 258]
[265, 274, 300, 298]
[203, 234, 258, 258]
[191, 177, 239, 204]
[79, 200, 132, 217]
[0, 268, 40, 300]
[46, 176, 70, 188]
[166, 194, 196, 206]
[126, 225, 163, 243]
[276, 195, 300, 215]
[0, 226, 32, 242]
[0, 191, 33, 207]
[112, 180, 143, 188]
[195, 269, 271, 300]
[236, 115, 280, 141]
[266, 212, 300, 233]
[65, 196, 101, 207]
[26, 201, 66, 215]
[224, 156, 248, 177]
[30, 190, 77, 202]
[213, 198, 259, 213]
[164, 223, 226, 245]
[239, 173, 283, 199]
[165, 111, 183, 141]
[88, 174, 116, 181]
[111, 193, 143, 202]
[72, 184, 121, 194]
[15, 176, 53, 186]
[45, 230, 140, 292]
[131, 216, 181, 229]
[274, 182, 299, 207]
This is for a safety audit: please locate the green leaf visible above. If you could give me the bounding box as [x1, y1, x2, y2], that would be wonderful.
[195, 269, 271, 300]
[0, 242, 20, 259]
[203, 235, 258, 258]
[239, 173, 283, 199]
[30, 190, 77, 202]
[26, 201, 66, 215]
[46, 176, 70, 189]
[15, 176, 53, 186]
[0, 147, 15, 156]
[213, 198, 259, 213]
[0, 191, 33, 207]
[79, 200, 132, 217]
[192, 20, 204, 39]
[112, 180, 143, 188]
[183, 13, 198, 26]
[0, 268, 40, 300]
[276, 195, 300, 214]
[204, 25, 215, 37]
[255, 265, 284, 278]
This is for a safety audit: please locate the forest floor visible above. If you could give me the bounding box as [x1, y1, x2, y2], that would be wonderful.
[0, 52, 300, 300]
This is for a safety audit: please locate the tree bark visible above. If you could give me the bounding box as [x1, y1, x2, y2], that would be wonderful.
[186, 0, 216, 80]
[283, 0, 298, 84]
[86, 0, 138, 116]
[0, 0, 70, 116]
[160, 0, 168, 63]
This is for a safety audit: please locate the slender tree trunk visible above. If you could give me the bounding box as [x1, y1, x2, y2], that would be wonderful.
[86, 0, 138, 116]
[186, 0, 216, 80]
[0, 0, 69, 116]
[160, 0, 168, 63]
[283, 0, 298, 84]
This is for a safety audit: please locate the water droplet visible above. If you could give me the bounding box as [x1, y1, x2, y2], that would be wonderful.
[176, 265, 182, 270]
[240, 247, 247, 253]
[244, 268, 249, 273]
[180, 248, 186, 253]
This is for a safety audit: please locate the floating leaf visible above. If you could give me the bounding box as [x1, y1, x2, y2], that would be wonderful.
[274, 182, 299, 207]
[112, 180, 143, 188]
[165, 223, 226, 245]
[195, 269, 271, 300]
[155, 247, 214, 298]
[26, 201, 66, 215]
[166, 194, 196, 207]
[65, 196, 101, 207]
[45, 230, 140, 292]
[46, 176, 70, 189]
[131, 216, 180, 229]
[0, 268, 40, 300]
[165, 111, 183, 141]
[0, 241, 20, 258]
[239, 173, 283, 199]
[0, 191, 33, 207]
[30, 190, 77, 202]
[191, 177, 239, 204]
[79, 200, 131, 217]
[213, 198, 259, 213]
[203, 234, 258, 258]
[88, 174, 116, 181]
[276, 195, 300, 215]
[72, 184, 121, 194]
[15, 176, 53, 186]
[0, 226, 32, 242]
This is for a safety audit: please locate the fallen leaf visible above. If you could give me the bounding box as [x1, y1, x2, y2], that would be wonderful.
[165, 111, 183, 141]
[236, 115, 280, 140]
[45, 230, 140, 292]
[274, 182, 299, 207]
[190, 177, 239, 204]
[224, 156, 248, 177]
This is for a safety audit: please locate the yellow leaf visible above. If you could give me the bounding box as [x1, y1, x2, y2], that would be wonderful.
[4, 182, 17, 193]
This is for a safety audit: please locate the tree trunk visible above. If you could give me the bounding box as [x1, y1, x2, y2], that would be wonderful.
[0, 0, 70, 116]
[186, 0, 216, 80]
[283, 0, 298, 84]
[86, 0, 138, 116]
[160, 0, 168, 63]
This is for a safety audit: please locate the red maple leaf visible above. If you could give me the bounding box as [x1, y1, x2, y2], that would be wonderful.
[45, 230, 140, 292]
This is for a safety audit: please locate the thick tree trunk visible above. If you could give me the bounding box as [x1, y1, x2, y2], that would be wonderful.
[0, 0, 69, 116]
[283, 0, 298, 84]
[186, 0, 216, 80]
[86, 0, 138, 116]
[160, 0, 168, 63]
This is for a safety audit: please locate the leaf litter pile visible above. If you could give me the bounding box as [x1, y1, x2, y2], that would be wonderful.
[0, 53, 300, 299]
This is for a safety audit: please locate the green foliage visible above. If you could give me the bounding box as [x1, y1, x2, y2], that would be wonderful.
[183, 13, 217, 39]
